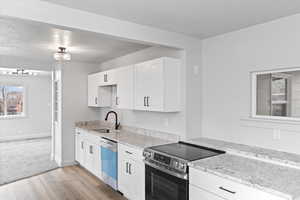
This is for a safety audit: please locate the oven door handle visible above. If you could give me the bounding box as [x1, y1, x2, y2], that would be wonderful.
[144, 160, 188, 180]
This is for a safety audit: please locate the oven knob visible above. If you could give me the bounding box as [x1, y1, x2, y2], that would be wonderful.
[143, 151, 152, 158]
[174, 161, 179, 168]
[178, 162, 185, 170]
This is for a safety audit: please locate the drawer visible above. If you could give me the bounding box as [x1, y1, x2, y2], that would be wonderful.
[118, 143, 143, 161]
[190, 184, 226, 200]
[189, 168, 286, 200]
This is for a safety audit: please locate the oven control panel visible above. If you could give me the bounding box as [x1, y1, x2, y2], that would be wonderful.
[143, 149, 188, 173]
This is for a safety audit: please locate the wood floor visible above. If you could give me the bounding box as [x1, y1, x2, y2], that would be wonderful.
[0, 166, 127, 200]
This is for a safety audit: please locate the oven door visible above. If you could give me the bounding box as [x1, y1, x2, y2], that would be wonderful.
[145, 164, 188, 200]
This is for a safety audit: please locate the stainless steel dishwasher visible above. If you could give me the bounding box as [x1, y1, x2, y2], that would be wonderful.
[100, 137, 118, 190]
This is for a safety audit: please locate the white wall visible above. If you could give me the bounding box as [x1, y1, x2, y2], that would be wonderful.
[202, 14, 300, 154]
[98, 46, 186, 138]
[0, 74, 52, 140]
[61, 61, 101, 164]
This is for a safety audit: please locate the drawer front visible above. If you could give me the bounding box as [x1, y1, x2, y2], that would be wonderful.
[118, 143, 143, 161]
[189, 168, 285, 200]
[190, 185, 226, 200]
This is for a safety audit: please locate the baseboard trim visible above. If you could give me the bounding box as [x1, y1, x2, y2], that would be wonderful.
[55, 157, 76, 167]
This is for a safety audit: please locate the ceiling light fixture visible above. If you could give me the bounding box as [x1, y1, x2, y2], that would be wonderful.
[0, 68, 38, 76]
[53, 47, 71, 61]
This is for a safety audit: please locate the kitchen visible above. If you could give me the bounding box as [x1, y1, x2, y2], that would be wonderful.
[1, 1, 300, 200]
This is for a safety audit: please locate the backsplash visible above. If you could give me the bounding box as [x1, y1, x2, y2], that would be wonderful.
[75, 120, 180, 142]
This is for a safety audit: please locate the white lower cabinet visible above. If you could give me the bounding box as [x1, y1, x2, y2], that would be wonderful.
[189, 167, 286, 200]
[75, 129, 102, 179]
[118, 143, 145, 200]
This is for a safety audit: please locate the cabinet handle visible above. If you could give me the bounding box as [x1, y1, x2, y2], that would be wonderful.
[125, 151, 133, 155]
[144, 96, 146, 106]
[116, 97, 119, 105]
[147, 96, 150, 107]
[81, 141, 84, 149]
[89, 145, 93, 154]
[95, 97, 98, 105]
[219, 187, 236, 194]
[129, 163, 132, 175]
[104, 74, 108, 82]
[126, 162, 128, 173]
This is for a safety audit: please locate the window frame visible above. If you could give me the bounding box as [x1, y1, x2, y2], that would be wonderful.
[0, 84, 26, 119]
[251, 67, 300, 122]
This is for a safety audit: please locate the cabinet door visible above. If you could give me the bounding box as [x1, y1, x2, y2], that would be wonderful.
[190, 185, 225, 200]
[134, 59, 164, 111]
[84, 142, 101, 177]
[128, 159, 145, 200]
[88, 73, 100, 107]
[95, 145, 102, 179]
[118, 154, 131, 196]
[116, 66, 134, 109]
[84, 141, 94, 172]
[77, 138, 86, 166]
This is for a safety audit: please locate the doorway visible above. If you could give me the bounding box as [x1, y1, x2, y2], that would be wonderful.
[0, 68, 57, 185]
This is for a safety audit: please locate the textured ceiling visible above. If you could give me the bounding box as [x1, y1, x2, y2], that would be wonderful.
[0, 17, 150, 64]
[43, 0, 300, 38]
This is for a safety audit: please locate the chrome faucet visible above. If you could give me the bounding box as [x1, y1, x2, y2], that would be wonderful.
[105, 111, 120, 130]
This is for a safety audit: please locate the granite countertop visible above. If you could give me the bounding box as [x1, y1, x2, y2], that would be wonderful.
[75, 122, 173, 150]
[189, 154, 300, 200]
[188, 137, 300, 168]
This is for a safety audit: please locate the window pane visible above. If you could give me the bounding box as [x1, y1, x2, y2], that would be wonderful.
[5, 86, 24, 116]
[0, 86, 4, 116]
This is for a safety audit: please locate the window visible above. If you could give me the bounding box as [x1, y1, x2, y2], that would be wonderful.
[0, 85, 25, 118]
[252, 68, 300, 120]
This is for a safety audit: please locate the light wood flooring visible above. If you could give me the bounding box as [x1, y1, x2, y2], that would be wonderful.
[0, 166, 127, 200]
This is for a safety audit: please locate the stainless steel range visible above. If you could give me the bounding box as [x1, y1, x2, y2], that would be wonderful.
[143, 142, 225, 200]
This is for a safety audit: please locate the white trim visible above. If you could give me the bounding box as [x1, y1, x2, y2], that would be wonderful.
[251, 67, 300, 122]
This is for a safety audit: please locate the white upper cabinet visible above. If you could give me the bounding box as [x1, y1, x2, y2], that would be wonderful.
[115, 65, 134, 109]
[134, 57, 181, 112]
[88, 72, 112, 107]
[88, 57, 181, 112]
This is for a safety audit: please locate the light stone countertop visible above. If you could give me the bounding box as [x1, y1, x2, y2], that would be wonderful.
[188, 137, 300, 168]
[189, 154, 300, 200]
[75, 122, 173, 150]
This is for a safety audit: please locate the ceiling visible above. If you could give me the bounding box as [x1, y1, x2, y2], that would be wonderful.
[42, 0, 300, 38]
[0, 17, 150, 64]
